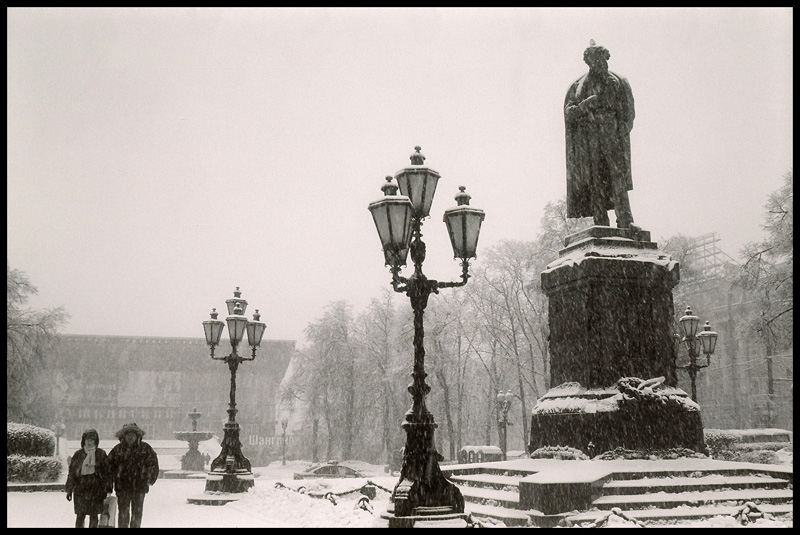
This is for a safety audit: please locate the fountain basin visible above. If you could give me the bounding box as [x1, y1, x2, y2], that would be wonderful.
[174, 431, 214, 442]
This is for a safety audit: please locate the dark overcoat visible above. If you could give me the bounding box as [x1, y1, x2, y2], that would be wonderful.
[564, 69, 635, 219]
[107, 437, 159, 494]
[65, 434, 112, 516]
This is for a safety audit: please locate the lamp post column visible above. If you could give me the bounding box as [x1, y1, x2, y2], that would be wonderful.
[210, 343, 252, 476]
[392, 234, 465, 518]
[312, 419, 319, 463]
[687, 360, 698, 404]
[281, 419, 288, 466]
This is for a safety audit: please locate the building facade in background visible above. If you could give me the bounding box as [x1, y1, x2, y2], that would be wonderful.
[673, 233, 793, 432]
[44, 334, 295, 465]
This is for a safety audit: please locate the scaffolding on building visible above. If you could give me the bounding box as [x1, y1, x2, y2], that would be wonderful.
[675, 232, 740, 302]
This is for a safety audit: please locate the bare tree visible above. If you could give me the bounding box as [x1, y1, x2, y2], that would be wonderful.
[7, 262, 68, 424]
[738, 169, 793, 355]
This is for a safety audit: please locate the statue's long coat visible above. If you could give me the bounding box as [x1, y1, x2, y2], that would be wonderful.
[564, 70, 635, 219]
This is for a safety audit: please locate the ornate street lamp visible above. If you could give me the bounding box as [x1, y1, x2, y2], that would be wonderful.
[201, 287, 266, 494]
[677, 306, 718, 402]
[496, 391, 514, 461]
[369, 146, 485, 525]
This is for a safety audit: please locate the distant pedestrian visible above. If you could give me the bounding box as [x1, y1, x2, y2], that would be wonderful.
[65, 428, 113, 528]
[107, 423, 159, 528]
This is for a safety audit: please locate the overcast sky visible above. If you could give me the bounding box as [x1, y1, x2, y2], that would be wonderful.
[7, 7, 793, 346]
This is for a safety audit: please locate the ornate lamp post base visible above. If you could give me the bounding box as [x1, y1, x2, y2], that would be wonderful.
[204, 470, 255, 494]
[204, 421, 254, 494]
[380, 508, 471, 529]
[379, 418, 467, 527]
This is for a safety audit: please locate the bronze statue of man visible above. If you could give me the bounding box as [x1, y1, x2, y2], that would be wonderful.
[564, 41, 635, 228]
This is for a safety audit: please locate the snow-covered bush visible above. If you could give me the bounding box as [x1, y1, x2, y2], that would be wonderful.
[736, 450, 780, 465]
[704, 429, 741, 460]
[529, 445, 589, 460]
[704, 430, 790, 464]
[7, 423, 56, 457]
[594, 447, 705, 461]
[735, 442, 790, 453]
[7, 454, 63, 482]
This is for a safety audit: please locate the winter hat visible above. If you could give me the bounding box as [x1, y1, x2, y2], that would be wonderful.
[115, 422, 146, 440]
[81, 428, 100, 448]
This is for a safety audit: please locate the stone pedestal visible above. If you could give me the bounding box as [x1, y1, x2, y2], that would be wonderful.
[203, 469, 255, 494]
[531, 226, 705, 454]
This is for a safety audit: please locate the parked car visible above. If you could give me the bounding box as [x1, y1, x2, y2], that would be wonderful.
[293, 460, 365, 480]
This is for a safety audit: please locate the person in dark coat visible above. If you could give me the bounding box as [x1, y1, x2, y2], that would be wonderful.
[106, 422, 159, 528]
[65, 428, 113, 528]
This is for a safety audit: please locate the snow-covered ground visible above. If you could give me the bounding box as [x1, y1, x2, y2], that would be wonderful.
[7, 459, 793, 528]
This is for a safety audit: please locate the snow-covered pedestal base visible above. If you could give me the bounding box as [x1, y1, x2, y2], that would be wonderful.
[529, 380, 706, 455]
[534, 226, 704, 454]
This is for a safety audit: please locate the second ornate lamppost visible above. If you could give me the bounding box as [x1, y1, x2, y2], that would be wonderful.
[201, 287, 266, 493]
[676, 306, 718, 403]
[369, 146, 485, 526]
[496, 391, 514, 461]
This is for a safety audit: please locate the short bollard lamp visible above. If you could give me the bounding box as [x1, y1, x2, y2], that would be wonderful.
[369, 146, 485, 526]
[201, 287, 266, 494]
[677, 306, 718, 403]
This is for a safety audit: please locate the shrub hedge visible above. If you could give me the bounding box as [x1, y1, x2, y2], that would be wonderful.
[703, 429, 741, 461]
[7, 454, 63, 482]
[530, 445, 589, 460]
[7, 423, 56, 457]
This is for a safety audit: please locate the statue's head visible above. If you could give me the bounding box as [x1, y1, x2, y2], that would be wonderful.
[583, 40, 610, 72]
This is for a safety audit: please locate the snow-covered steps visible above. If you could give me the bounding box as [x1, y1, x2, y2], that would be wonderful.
[449, 473, 520, 490]
[563, 503, 795, 525]
[465, 502, 532, 527]
[601, 474, 791, 495]
[457, 484, 519, 510]
[592, 487, 794, 509]
[443, 458, 793, 526]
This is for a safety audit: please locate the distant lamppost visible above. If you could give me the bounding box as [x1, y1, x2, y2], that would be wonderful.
[496, 391, 514, 461]
[312, 419, 319, 463]
[368, 146, 485, 523]
[676, 306, 718, 403]
[201, 287, 266, 493]
[281, 419, 288, 466]
[52, 422, 65, 457]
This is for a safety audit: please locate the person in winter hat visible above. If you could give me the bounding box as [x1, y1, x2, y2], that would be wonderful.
[65, 428, 113, 528]
[106, 423, 159, 528]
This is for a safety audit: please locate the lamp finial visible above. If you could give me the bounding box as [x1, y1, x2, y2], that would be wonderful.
[410, 146, 425, 165]
[455, 186, 471, 206]
[380, 175, 399, 196]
